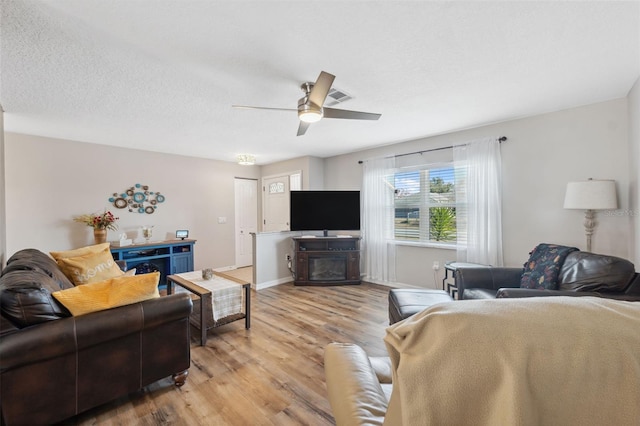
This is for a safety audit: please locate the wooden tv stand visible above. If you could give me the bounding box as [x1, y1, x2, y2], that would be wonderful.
[292, 236, 360, 286]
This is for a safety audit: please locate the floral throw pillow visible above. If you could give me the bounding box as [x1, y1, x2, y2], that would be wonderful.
[520, 243, 579, 290]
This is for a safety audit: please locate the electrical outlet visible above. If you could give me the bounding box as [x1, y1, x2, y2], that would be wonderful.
[432, 261, 440, 271]
[286, 254, 291, 261]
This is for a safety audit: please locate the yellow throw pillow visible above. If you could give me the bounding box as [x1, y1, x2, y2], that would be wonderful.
[55, 245, 124, 285]
[52, 272, 160, 316]
[50, 243, 111, 261]
[123, 268, 137, 276]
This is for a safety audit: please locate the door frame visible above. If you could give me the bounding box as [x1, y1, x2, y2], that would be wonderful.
[235, 177, 258, 268]
[261, 170, 302, 232]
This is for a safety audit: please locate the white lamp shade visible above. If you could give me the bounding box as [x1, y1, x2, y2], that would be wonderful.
[563, 180, 618, 210]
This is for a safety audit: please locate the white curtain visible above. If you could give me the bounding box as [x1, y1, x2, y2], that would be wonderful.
[453, 137, 503, 266]
[362, 156, 397, 283]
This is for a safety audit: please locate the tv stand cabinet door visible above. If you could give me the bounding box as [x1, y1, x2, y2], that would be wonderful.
[296, 252, 309, 283]
[347, 252, 360, 281]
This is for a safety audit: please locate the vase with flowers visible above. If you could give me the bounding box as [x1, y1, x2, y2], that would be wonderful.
[74, 210, 119, 244]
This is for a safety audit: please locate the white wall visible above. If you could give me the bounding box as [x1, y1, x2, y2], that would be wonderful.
[307, 156, 325, 190]
[324, 98, 632, 288]
[260, 156, 325, 190]
[629, 75, 640, 266]
[4, 133, 261, 270]
[0, 107, 6, 268]
[253, 231, 297, 289]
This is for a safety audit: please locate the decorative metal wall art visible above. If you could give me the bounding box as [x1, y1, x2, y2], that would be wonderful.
[108, 183, 165, 214]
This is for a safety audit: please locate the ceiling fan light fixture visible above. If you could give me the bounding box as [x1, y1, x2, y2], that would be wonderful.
[298, 102, 323, 123]
[237, 154, 256, 165]
[299, 111, 323, 123]
[233, 71, 380, 136]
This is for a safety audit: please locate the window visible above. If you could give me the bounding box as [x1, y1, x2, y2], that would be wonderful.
[393, 165, 460, 243]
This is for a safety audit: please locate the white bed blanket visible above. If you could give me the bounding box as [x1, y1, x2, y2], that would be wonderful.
[383, 296, 640, 426]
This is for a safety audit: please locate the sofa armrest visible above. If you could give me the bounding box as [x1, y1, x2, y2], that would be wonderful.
[0, 293, 192, 373]
[369, 356, 392, 384]
[325, 343, 388, 426]
[496, 288, 640, 301]
[624, 273, 640, 296]
[456, 267, 523, 299]
[496, 288, 600, 298]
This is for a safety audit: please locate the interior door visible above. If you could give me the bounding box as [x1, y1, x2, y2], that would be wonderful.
[262, 175, 290, 232]
[235, 178, 258, 268]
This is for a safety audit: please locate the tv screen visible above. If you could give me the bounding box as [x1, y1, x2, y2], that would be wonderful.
[290, 191, 360, 232]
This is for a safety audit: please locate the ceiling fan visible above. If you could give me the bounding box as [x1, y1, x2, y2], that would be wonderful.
[232, 71, 381, 136]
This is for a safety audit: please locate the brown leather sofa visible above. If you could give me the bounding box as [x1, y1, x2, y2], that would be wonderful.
[0, 248, 193, 425]
[457, 251, 640, 300]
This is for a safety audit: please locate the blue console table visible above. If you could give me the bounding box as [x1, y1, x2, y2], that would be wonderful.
[110, 239, 196, 288]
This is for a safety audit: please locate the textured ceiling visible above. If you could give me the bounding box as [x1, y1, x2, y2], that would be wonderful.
[1, 1, 639, 165]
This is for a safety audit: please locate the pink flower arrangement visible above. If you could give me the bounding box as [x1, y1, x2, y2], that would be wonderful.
[74, 210, 119, 231]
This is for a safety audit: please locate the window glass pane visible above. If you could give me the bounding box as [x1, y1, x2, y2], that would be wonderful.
[393, 165, 459, 243]
[394, 171, 420, 240]
[429, 168, 455, 205]
[429, 206, 456, 242]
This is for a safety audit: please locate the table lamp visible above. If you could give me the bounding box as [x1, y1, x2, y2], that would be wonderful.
[563, 178, 617, 252]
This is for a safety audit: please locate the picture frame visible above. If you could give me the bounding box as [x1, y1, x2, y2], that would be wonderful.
[176, 230, 189, 240]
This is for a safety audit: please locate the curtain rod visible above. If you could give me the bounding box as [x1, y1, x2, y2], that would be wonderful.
[357, 136, 507, 164]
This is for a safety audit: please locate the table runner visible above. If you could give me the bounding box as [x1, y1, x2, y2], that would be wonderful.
[174, 271, 243, 321]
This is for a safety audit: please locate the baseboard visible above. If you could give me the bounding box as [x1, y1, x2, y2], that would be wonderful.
[212, 268, 431, 292]
[255, 277, 292, 291]
[361, 279, 426, 289]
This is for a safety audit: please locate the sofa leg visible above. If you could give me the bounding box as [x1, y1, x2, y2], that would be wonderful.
[173, 369, 189, 387]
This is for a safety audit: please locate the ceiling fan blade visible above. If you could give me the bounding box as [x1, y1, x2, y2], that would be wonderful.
[308, 71, 335, 107]
[297, 121, 311, 136]
[323, 107, 381, 121]
[232, 105, 297, 112]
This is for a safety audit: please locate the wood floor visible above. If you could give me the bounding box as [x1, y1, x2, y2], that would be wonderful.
[65, 281, 391, 425]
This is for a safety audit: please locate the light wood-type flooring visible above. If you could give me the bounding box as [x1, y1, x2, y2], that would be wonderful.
[222, 266, 254, 284]
[65, 281, 391, 425]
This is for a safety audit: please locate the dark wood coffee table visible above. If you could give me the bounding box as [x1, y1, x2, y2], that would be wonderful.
[167, 271, 250, 346]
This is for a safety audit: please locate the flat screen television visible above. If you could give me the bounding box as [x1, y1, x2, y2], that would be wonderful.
[290, 190, 360, 236]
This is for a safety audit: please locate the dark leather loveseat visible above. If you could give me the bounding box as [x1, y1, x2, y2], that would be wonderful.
[457, 251, 640, 301]
[0, 248, 193, 425]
